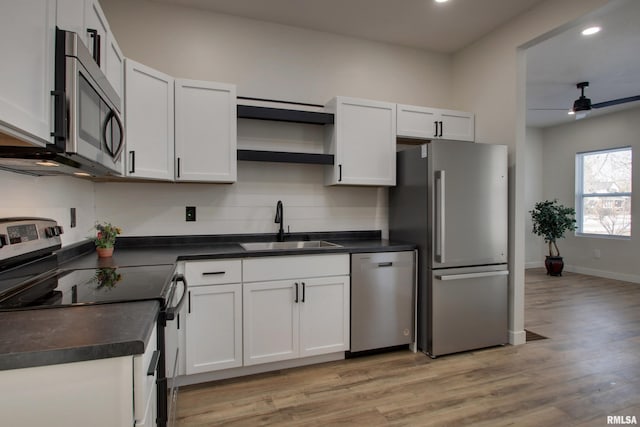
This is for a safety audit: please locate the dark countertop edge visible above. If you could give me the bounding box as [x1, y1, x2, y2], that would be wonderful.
[0, 341, 146, 371]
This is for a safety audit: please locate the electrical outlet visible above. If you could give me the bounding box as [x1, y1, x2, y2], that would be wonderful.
[186, 206, 196, 222]
[594, 248, 601, 259]
[70, 208, 77, 228]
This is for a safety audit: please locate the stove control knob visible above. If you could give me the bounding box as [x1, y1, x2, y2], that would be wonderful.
[45, 227, 54, 238]
[55, 225, 64, 235]
[0, 234, 7, 248]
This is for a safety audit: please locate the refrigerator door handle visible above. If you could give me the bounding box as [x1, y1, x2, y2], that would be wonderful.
[435, 270, 509, 281]
[435, 170, 445, 263]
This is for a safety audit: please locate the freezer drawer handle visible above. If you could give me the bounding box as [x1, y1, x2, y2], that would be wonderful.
[435, 270, 509, 281]
[377, 262, 393, 267]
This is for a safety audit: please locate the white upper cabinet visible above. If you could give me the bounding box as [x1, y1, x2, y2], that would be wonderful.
[0, 0, 56, 146]
[57, 0, 123, 99]
[175, 79, 237, 183]
[106, 33, 125, 111]
[124, 59, 175, 181]
[324, 97, 396, 187]
[397, 104, 475, 142]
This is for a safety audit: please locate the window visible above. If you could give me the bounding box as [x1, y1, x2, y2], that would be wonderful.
[576, 147, 632, 237]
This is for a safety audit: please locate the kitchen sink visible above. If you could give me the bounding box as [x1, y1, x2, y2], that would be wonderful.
[240, 241, 342, 251]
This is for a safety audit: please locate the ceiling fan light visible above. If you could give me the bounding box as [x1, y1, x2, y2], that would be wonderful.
[575, 110, 590, 120]
[573, 96, 592, 112]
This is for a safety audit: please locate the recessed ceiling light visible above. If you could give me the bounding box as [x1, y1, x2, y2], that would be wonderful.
[435, 0, 449, 3]
[568, 110, 575, 115]
[73, 172, 92, 177]
[581, 26, 601, 36]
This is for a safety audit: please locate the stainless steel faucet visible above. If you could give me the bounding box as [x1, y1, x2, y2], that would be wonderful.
[274, 200, 284, 242]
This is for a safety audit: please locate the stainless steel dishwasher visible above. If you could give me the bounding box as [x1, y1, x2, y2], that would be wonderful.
[350, 251, 416, 352]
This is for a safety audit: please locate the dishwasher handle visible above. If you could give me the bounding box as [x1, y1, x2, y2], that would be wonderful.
[435, 270, 509, 281]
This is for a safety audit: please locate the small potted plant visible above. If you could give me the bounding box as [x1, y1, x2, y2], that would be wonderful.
[530, 199, 577, 276]
[92, 222, 122, 258]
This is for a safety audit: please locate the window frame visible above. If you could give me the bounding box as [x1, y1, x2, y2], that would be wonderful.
[575, 146, 632, 239]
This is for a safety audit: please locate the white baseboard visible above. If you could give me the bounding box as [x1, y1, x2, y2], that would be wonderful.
[509, 329, 526, 345]
[564, 264, 640, 284]
[175, 352, 345, 387]
[525, 261, 544, 269]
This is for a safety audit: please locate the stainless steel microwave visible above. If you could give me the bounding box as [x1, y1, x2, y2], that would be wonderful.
[51, 28, 124, 175]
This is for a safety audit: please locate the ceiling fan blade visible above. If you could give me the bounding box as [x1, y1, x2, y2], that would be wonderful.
[593, 95, 640, 109]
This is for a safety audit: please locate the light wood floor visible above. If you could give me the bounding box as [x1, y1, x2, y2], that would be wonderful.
[176, 269, 640, 426]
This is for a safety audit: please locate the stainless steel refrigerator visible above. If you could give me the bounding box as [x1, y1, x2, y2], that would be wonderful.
[389, 140, 509, 357]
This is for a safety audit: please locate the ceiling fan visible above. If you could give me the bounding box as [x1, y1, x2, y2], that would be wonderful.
[530, 81, 640, 120]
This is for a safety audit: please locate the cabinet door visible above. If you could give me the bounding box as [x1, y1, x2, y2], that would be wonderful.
[299, 276, 350, 357]
[325, 97, 396, 186]
[243, 280, 298, 366]
[439, 109, 475, 142]
[175, 79, 237, 182]
[0, 0, 55, 146]
[396, 104, 439, 139]
[83, 0, 108, 72]
[185, 284, 243, 374]
[106, 32, 124, 106]
[125, 59, 175, 180]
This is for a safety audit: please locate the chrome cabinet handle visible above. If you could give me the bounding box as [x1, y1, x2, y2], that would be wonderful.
[301, 282, 305, 303]
[377, 262, 393, 267]
[202, 271, 225, 276]
[294, 282, 299, 303]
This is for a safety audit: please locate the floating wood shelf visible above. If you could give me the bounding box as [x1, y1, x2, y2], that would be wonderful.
[237, 150, 334, 165]
[237, 105, 334, 125]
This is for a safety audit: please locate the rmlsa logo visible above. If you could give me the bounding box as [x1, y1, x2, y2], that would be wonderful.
[607, 415, 638, 425]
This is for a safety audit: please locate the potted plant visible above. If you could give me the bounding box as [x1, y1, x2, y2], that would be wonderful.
[92, 222, 122, 258]
[530, 199, 577, 276]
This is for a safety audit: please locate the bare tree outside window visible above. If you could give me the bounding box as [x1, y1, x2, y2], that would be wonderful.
[576, 147, 632, 237]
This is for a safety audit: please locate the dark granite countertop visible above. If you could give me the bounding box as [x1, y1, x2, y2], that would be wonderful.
[60, 231, 416, 270]
[0, 230, 415, 371]
[0, 300, 159, 371]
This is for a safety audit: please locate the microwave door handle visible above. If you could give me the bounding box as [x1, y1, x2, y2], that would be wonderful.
[103, 110, 125, 161]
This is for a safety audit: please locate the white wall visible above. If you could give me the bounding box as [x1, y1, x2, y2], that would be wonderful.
[93, 0, 454, 239]
[101, 0, 452, 108]
[540, 106, 640, 283]
[450, 0, 610, 344]
[524, 127, 544, 268]
[0, 170, 96, 245]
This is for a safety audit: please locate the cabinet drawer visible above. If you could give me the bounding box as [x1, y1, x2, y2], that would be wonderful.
[243, 254, 349, 282]
[185, 259, 241, 286]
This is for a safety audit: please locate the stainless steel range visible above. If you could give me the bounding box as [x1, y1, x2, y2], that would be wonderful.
[0, 217, 186, 427]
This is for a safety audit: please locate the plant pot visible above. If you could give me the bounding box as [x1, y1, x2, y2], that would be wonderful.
[96, 247, 114, 258]
[545, 256, 564, 276]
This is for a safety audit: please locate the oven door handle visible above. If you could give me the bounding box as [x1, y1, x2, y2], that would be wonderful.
[165, 274, 187, 321]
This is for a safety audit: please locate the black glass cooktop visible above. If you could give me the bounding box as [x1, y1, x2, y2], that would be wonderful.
[0, 264, 175, 311]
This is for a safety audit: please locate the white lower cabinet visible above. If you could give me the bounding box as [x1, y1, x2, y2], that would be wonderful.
[243, 276, 350, 366]
[183, 259, 243, 375]
[0, 326, 157, 427]
[178, 254, 350, 377]
[185, 283, 243, 374]
[243, 254, 350, 367]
